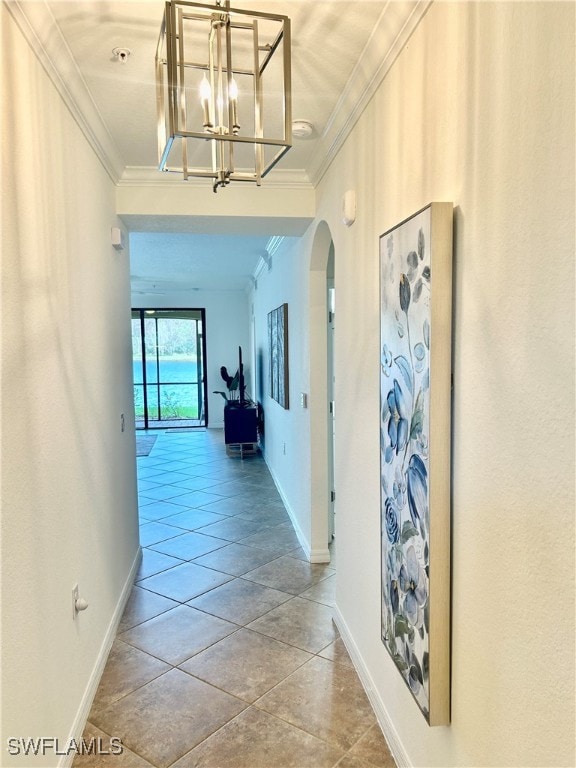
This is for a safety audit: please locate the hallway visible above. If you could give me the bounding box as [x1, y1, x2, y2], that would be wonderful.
[75, 430, 394, 768]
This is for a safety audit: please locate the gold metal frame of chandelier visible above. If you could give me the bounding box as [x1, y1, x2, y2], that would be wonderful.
[156, 0, 292, 191]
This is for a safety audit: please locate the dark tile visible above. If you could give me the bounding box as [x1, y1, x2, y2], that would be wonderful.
[246, 597, 338, 653]
[347, 724, 397, 767]
[239, 527, 301, 554]
[136, 468, 166, 480]
[197, 497, 255, 516]
[179, 628, 310, 703]
[158, 509, 228, 530]
[89, 640, 170, 719]
[171, 706, 343, 768]
[139, 501, 191, 522]
[118, 586, 179, 632]
[301, 574, 336, 606]
[170, 477, 228, 492]
[235, 506, 289, 525]
[187, 578, 291, 625]
[137, 561, 232, 602]
[137, 479, 162, 492]
[72, 723, 154, 767]
[152, 460, 194, 472]
[92, 669, 246, 768]
[135, 549, 184, 581]
[139, 522, 183, 547]
[255, 656, 376, 751]
[193, 543, 281, 577]
[144, 471, 197, 484]
[318, 637, 355, 669]
[169, 490, 225, 508]
[138, 485, 190, 502]
[150, 532, 227, 560]
[195, 517, 263, 542]
[119, 604, 238, 665]
[243, 555, 333, 595]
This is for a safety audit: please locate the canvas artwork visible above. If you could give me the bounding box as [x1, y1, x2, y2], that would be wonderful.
[380, 202, 453, 725]
[268, 303, 289, 409]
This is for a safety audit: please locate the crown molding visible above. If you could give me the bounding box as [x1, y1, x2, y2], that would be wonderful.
[119, 166, 313, 189]
[265, 236, 285, 259]
[253, 257, 268, 283]
[6, 0, 430, 195]
[253, 236, 285, 278]
[6, 0, 125, 183]
[308, 0, 433, 186]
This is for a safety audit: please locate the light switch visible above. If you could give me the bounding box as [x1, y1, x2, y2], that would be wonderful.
[300, 393, 308, 409]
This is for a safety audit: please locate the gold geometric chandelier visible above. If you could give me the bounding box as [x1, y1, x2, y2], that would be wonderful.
[156, 0, 292, 192]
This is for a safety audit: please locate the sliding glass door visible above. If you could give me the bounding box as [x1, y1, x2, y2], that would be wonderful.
[132, 309, 207, 429]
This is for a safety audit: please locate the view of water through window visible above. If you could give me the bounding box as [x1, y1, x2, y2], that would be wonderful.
[132, 310, 206, 428]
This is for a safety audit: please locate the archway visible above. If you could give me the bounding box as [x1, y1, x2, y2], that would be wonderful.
[308, 220, 335, 562]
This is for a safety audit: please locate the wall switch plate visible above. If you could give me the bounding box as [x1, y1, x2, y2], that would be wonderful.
[300, 393, 308, 409]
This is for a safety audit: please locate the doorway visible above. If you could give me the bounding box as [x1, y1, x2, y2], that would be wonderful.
[327, 244, 336, 541]
[308, 221, 335, 563]
[132, 309, 208, 429]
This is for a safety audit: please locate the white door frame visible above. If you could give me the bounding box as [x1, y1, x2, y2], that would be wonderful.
[308, 221, 334, 563]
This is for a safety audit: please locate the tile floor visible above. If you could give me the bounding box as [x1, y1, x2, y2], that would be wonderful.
[75, 429, 395, 768]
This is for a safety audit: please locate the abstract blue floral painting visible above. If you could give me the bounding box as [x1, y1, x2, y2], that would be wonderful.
[380, 203, 453, 725]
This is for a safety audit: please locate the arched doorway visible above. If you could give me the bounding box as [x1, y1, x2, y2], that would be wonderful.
[308, 221, 335, 563]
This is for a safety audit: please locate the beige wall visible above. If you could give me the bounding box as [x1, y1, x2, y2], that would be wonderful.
[2, 1, 574, 766]
[315, 2, 575, 766]
[1, 7, 139, 765]
[250, 235, 320, 556]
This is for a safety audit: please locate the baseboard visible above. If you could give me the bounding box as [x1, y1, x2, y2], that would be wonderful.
[59, 547, 143, 768]
[262, 455, 331, 564]
[262, 456, 313, 560]
[332, 606, 412, 768]
[309, 547, 331, 564]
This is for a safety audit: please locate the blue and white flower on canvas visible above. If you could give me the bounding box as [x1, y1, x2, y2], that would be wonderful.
[380, 208, 432, 718]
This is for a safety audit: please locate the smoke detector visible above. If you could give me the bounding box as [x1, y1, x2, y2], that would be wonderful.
[292, 119, 314, 139]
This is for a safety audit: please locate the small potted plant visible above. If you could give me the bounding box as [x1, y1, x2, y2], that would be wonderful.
[213, 366, 240, 402]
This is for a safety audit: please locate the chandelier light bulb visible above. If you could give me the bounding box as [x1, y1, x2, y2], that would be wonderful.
[200, 74, 212, 129]
[229, 77, 240, 133]
[156, 0, 292, 191]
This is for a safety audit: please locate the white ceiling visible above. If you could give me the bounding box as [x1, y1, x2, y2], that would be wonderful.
[15, 0, 426, 292]
[46, 0, 388, 172]
[130, 232, 273, 292]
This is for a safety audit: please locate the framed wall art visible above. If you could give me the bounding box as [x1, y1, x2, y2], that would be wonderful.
[380, 202, 453, 725]
[268, 302, 289, 409]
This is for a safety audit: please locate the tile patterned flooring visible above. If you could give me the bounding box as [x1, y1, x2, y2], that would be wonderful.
[75, 430, 395, 768]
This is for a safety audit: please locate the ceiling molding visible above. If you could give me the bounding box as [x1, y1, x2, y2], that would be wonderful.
[308, 0, 433, 186]
[6, 0, 125, 183]
[265, 236, 285, 260]
[119, 166, 313, 190]
[253, 236, 284, 279]
[253, 257, 268, 282]
[7, 0, 430, 194]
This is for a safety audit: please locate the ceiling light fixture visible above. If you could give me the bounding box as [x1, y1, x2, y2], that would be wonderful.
[156, 0, 292, 193]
